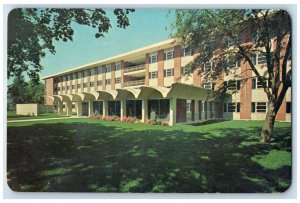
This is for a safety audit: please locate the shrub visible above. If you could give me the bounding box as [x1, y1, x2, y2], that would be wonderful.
[90, 114, 102, 119]
[161, 121, 169, 126]
[147, 119, 158, 125]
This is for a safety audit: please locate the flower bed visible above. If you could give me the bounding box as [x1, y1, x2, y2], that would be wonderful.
[89, 114, 168, 126]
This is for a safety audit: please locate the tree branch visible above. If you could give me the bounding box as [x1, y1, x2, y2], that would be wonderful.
[282, 34, 291, 82]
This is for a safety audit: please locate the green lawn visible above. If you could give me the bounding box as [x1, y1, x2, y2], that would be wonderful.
[7, 119, 292, 192]
[7, 111, 69, 121]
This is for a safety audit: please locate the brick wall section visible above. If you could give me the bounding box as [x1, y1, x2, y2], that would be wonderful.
[111, 63, 115, 90]
[174, 45, 181, 82]
[240, 60, 252, 119]
[45, 78, 54, 105]
[145, 53, 150, 86]
[157, 49, 164, 86]
[214, 71, 224, 90]
[102, 67, 106, 90]
[94, 67, 98, 91]
[192, 49, 201, 86]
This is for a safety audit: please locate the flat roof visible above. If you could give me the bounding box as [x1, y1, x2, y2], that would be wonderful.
[42, 38, 178, 80]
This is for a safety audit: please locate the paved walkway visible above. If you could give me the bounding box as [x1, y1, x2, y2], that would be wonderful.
[7, 116, 80, 123]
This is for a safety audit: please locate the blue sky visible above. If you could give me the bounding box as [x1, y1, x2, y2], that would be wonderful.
[40, 9, 175, 78]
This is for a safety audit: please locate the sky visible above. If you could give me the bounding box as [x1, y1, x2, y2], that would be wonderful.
[40, 9, 176, 79]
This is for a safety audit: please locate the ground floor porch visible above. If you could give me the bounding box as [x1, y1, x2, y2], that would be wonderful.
[50, 83, 220, 125]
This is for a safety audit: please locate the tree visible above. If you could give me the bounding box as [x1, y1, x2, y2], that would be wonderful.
[171, 9, 291, 143]
[8, 75, 30, 105]
[8, 75, 45, 105]
[8, 8, 135, 83]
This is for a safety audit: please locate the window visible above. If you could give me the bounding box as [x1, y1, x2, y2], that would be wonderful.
[150, 54, 158, 63]
[181, 67, 191, 75]
[90, 82, 94, 87]
[115, 77, 121, 84]
[83, 83, 88, 88]
[58, 87, 61, 91]
[73, 73, 76, 80]
[77, 84, 81, 89]
[106, 79, 111, 85]
[204, 62, 212, 71]
[227, 103, 236, 112]
[164, 51, 174, 60]
[148, 99, 170, 120]
[252, 77, 268, 89]
[225, 80, 241, 90]
[228, 60, 241, 68]
[149, 71, 158, 79]
[257, 53, 267, 64]
[181, 47, 192, 57]
[90, 68, 94, 76]
[201, 82, 213, 90]
[72, 85, 75, 89]
[67, 86, 70, 90]
[77, 72, 82, 79]
[115, 63, 121, 71]
[286, 102, 291, 113]
[252, 102, 267, 113]
[97, 66, 103, 74]
[164, 68, 174, 77]
[84, 70, 89, 77]
[106, 65, 111, 73]
[62, 86, 65, 91]
[224, 103, 240, 112]
[97, 80, 102, 86]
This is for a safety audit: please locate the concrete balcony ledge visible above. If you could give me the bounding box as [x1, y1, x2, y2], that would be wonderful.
[123, 79, 145, 87]
[124, 64, 145, 74]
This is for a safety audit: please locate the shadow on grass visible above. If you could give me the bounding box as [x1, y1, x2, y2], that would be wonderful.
[7, 121, 291, 193]
[187, 119, 228, 126]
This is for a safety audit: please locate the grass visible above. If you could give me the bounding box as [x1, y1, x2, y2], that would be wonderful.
[7, 111, 69, 121]
[6, 119, 292, 193]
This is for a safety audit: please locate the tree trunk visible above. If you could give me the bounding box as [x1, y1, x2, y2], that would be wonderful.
[260, 102, 277, 143]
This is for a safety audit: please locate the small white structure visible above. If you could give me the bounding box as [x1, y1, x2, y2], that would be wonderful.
[16, 104, 54, 116]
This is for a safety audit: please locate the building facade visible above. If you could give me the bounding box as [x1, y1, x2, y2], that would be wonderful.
[43, 38, 291, 125]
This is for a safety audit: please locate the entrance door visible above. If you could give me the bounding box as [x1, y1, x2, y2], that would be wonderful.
[82, 102, 89, 116]
[176, 99, 187, 123]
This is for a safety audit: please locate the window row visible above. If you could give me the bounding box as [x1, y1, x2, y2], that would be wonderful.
[224, 102, 240, 112]
[149, 48, 192, 64]
[57, 78, 122, 91]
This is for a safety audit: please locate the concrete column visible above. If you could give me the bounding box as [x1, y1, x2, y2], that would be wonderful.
[169, 98, 177, 126]
[120, 100, 126, 119]
[141, 99, 148, 123]
[77, 101, 82, 117]
[66, 101, 72, 116]
[103, 100, 108, 116]
[203, 101, 208, 120]
[89, 100, 94, 116]
[210, 101, 214, 119]
[58, 101, 63, 115]
[194, 100, 199, 121]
